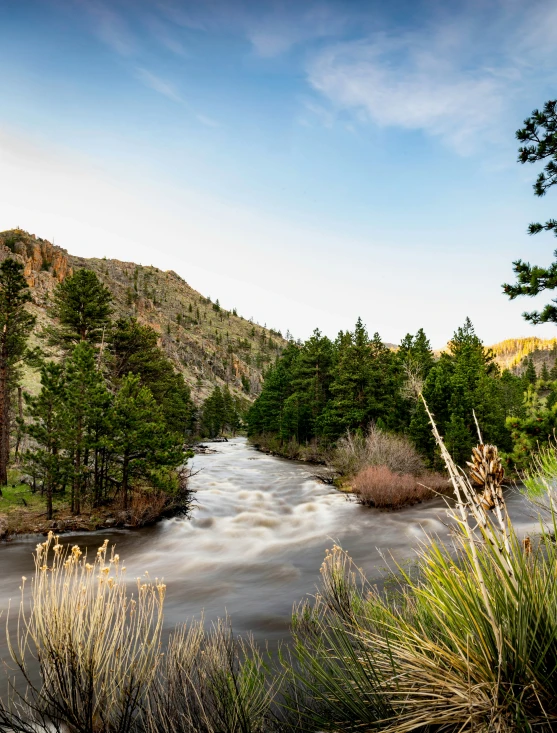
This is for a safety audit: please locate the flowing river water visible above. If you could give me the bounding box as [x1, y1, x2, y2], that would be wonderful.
[0, 437, 541, 655]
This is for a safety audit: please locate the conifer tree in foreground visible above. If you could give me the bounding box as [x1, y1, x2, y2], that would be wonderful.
[23, 364, 68, 519]
[0, 259, 35, 487]
[108, 373, 182, 510]
[504, 100, 557, 323]
[63, 342, 107, 514]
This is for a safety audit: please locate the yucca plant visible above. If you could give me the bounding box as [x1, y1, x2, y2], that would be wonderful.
[282, 400, 557, 731]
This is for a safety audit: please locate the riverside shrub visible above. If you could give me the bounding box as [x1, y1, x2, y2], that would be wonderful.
[332, 426, 425, 477]
[352, 464, 448, 508]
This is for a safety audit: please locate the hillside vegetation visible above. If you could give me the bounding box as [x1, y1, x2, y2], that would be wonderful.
[489, 336, 557, 372]
[0, 229, 287, 402]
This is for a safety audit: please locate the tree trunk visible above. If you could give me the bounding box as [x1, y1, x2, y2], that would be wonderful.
[122, 455, 129, 511]
[0, 326, 9, 487]
[14, 386, 23, 462]
[46, 477, 53, 521]
[94, 446, 99, 507]
[74, 446, 81, 515]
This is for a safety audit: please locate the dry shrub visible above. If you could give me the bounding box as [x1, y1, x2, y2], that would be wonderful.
[127, 488, 169, 526]
[332, 426, 425, 477]
[353, 465, 449, 509]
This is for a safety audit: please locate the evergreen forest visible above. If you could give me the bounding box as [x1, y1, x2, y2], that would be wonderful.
[0, 263, 196, 524]
[247, 317, 557, 471]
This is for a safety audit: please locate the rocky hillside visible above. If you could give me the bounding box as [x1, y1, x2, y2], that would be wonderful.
[0, 229, 287, 403]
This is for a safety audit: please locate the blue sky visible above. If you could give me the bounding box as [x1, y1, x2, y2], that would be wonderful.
[2, 0, 557, 347]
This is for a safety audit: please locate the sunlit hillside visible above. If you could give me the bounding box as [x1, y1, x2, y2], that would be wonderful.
[488, 336, 557, 372]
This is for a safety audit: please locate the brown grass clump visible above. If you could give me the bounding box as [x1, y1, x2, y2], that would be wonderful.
[126, 489, 170, 526]
[352, 465, 449, 509]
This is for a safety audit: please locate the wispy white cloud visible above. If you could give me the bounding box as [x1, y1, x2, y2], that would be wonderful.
[298, 98, 336, 128]
[135, 68, 182, 103]
[157, 0, 352, 58]
[305, 1, 557, 154]
[196, 114, 220, 128]
[79, 0, 135, 56]
[247, 3, 349, 57]
[308, 39, 507, 153]
[142, 13, 189, 57]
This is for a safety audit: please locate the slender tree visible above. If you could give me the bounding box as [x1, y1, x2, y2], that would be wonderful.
[524, 357, 537, 385]
[64, 342, 106, 514]
[23, 364, 68, 519]
[0, 259, 35, 487]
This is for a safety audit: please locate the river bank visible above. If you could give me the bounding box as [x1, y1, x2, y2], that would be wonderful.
[0, 469, 192, 539]
[249, 431, 452, 509]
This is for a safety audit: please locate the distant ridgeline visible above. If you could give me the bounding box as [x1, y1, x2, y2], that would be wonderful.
[0, 229, 287, 403]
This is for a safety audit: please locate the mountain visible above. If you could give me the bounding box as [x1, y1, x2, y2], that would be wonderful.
[488, 336, 557, 374]
[0, 229, 287, 403]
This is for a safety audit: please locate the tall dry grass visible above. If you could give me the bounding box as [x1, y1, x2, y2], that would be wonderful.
[0, 538, 274, 733]
[282, 404, 557, 731]
[331, 425, 425, 477]
[0, 534, 165, 733]
[149, 618, 274, 733]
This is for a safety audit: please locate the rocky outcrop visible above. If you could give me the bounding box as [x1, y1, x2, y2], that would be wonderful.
[0, 230, 72, 302]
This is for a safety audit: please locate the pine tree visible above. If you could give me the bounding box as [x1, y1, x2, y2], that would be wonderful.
[503, 101, 557, 323]
[23, 364, 69, 519]
[541, 360, 550, 382]
[325, 320, 371, 435]
[48, 269, 112, 348]
[108, 318, 195, 437]
[410, 319, 508, 466]
[524, 357, 537, 384]
[0, 259, 35, 487]
[108, 374, 182, 510]
[286, 329, 334, 442]
[397, 329, 435, 431]
[398, 328, 434, 388]
[64, 342, 106, 514]
[324, 320, 398, 437]
[200, 386, 226, 438]
[246, 344, 298, 440]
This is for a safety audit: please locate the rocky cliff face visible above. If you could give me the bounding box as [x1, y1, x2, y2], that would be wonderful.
[0, 229, 287, 403]
[0, 230, 72, 302]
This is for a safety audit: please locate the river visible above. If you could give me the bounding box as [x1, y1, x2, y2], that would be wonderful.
[0, 437, 540, 652]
